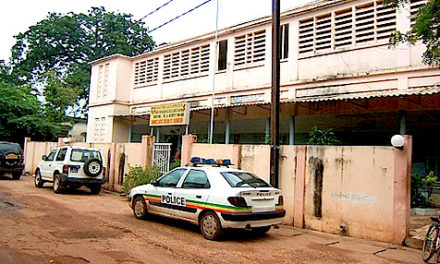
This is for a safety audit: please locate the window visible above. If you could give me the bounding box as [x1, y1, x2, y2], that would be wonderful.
[163, 44, 210, 81]
[410, 0, 427, 27]
[221, 171, 270, 188]
[93, 117, 106, 142]
[281, 24, 289, 59]
[217, 40, 228, 70]
[158, 169, 187, 187]
[97, 63, 109, 98]
[234, 29, 266, 67]
[70, 149, 102, 162]
[134, 57, 159, 86]
[182, 170, 210, 189]
[298, 0, 396, 54]
[46, 150, 57, 161]
[55, 148, 67, 161]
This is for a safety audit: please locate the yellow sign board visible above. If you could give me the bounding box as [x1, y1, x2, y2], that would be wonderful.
[150, 102, 190, 126]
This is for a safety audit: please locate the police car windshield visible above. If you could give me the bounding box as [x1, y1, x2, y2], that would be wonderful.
[221, 172, 270, 188]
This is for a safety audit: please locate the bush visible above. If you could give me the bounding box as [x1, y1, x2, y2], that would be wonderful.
[307, 125, 341, 145]
[169, 159, 181, 170]
[123, 166, 160, 195]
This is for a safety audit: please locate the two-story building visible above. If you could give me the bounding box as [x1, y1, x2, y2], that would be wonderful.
[87, 0, 440, 175]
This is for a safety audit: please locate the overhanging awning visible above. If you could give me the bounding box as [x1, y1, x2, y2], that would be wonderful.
[291, 86, 440, 103]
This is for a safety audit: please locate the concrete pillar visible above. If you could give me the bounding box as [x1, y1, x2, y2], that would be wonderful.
[141, 135, 155, 167]
[392, 135, 412, 244]
[156, 128, 160, 143]
[399, 111, 406, 135]
[265, 118, 270, 144]
[225, 120, 231, 144]
[289, 116, 296, 145]
[108, 143, 117, 191]
[23, 137, 31, 174]
[181, 135, 197, 166]
[232, 145, 242, 169]
[293, 146, 307, 228]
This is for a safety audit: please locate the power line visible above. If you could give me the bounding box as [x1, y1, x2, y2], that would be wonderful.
[148, 0, 212, 33]
[140, 0, 175, 21]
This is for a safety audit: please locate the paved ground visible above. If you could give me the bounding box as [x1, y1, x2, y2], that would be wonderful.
[0, 175, 425, 264]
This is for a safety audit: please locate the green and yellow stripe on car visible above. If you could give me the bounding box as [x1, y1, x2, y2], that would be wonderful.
[143, 194, 252, 214]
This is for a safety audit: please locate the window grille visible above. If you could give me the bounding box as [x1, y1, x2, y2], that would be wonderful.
[134, 58, 159, 85]
[298, 18, 314, 54]
[97, 65, 103, 98]
[234, 29, 266, 67]
[334, 8, 353, 48]
[355, 2, 375, 44]
[410, 0, 428, 27]
[298, 0, 396, 55]
[162, 44, 210, 81]
[163, 54, 171, 80]
[315, 13, 332, 51]
[103, 63, 109, 96]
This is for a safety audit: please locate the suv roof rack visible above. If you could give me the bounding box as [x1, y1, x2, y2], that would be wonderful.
[187, 157, 234, 168]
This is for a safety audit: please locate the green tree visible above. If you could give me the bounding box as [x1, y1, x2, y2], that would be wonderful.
[0, 81, 67, 142]
[388, 0, 440, 66]
[11, 7, 155, 115]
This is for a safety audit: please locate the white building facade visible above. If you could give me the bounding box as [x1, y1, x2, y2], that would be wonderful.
[87, 0, 440, 174]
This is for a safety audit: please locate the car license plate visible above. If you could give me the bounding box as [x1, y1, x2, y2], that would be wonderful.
[5, 154, 17, 159]
[70, 167, 79, 173]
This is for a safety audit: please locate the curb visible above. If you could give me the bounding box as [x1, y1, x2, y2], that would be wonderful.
[405, 236, 423, 249]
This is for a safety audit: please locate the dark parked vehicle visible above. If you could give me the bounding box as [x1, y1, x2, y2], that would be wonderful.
[0, 142, 24, 180]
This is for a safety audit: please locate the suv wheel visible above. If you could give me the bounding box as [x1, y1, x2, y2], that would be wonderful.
[90, 184, 101, 194]
[199, 211, 223, 240]
[35, 171, 44, 188]
[133, 195, 148, 219]
[53, 175, 63, 193]
[12, 172, 21, 180]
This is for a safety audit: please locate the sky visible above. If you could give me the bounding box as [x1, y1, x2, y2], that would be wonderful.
[0, 0, 314, 62]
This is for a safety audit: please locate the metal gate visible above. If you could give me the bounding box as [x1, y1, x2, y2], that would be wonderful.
[152, 143, 172, 175]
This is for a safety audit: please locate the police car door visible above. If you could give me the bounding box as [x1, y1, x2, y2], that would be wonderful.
[173, 169, 211, 222]
[147, 168, 188, 217]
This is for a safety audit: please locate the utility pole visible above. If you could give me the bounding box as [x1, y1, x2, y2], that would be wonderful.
[270, 0, 280, 188]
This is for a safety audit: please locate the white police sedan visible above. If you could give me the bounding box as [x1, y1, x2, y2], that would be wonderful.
[128, 158, 285, 240]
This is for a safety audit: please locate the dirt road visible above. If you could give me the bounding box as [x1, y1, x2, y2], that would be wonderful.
[0, 175, 423, 264]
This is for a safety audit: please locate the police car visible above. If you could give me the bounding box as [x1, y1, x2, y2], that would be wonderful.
[128, 158, 285, 240]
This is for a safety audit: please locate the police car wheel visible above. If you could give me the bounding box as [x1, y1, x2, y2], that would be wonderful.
[200, 211, 223, 240]
[53, 175, 63, 194]
[251, 226, 271, 235]
[133, 195, 148, 219]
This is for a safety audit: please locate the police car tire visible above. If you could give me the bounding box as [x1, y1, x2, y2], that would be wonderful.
[251, 225, 271, 235]
[133, 195, 148, 219]
[199, 211, 223, 240]
[83, 159, 103, 177]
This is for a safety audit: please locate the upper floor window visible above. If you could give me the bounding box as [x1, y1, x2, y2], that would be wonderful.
[163, 44, 210, 81]
[281, 24, 289, 60]
[134, 57, 159, 86]
[234, 29, 266, 67]
[298, 0, 396, 55]
[410, 0, 428, 27]
[97, 63, 109, 98]
[94, 117, 106, 142]
[217, 40, 228, 71]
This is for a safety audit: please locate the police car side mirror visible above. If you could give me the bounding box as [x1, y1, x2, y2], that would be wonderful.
[42, 155, 47, 161]
[150, 180, 158, 186]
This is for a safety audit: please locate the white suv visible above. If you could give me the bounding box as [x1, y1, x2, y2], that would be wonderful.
[128, 158, 285, 240]
[35, 146, 106, 194]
